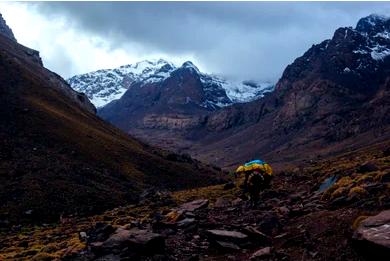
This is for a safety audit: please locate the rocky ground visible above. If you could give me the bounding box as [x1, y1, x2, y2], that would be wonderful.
[0, 143, 389, 260]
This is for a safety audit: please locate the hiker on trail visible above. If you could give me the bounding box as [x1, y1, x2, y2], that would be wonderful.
[235, 159, 273, 206]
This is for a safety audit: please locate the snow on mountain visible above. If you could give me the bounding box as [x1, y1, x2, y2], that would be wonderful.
[202, 76, 273, 104]
[68, 59, 175, 108]
[353, 14, 390, 62]
[68, 59, 273, 108]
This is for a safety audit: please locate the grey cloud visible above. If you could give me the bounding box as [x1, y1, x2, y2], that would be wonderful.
[33, 2, 390, 81]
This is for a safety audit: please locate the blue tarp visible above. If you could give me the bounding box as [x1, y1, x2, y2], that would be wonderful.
[244, 159, 265, 166]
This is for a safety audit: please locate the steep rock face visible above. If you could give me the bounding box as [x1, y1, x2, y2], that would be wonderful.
[98, 62, 211, 131]
[0, 25, 222, 224]
[0, 13, 16, 41]
[272, 14, 390, 137]
[191, 14, 390, 167]
[0, 13, 95, 114]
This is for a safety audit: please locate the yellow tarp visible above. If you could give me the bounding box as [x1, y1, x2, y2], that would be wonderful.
[235, 163, 272, 175]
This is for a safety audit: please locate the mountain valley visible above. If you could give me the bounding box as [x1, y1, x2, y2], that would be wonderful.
[0, 9, 389, 261]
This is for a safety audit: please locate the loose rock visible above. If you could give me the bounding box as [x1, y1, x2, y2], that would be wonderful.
[180, 199, 209, 212]
[250, 247, 272, 260]
[214, 197, 231, 208]
[91, 227, 165, 256]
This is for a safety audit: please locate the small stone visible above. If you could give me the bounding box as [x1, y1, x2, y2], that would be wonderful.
[278, 206, 290, 215]
[250, 247, 272, 260]
[79, 231, 88, 241]
[177, 218, 196, 228]
[232, 198, 243, 206]
[274, 232, 288, 239]
[242, 226, 269, 244]
[216, 240, 241, 251]
[184, 211, 196, 218]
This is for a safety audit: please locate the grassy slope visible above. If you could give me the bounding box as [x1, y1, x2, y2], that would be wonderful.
[0, 35, 222, 224]
[1, 140, 388, 260]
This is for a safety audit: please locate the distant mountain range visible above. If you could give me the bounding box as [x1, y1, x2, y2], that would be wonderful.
[81, 14, 390, 169]
[68, 59, 273, 108]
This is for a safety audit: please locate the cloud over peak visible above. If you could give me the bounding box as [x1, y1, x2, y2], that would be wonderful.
[1, 2, 390, 81]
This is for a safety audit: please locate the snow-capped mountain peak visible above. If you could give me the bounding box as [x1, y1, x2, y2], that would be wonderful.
[356, 14, 389, 34]
[68, 59, 273, 108]
[68, 59, 176, 107]
[181, 61, 201, 74]
[348, 14, 390, 62]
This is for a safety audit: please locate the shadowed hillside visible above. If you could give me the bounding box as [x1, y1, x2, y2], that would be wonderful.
[0, 33, 222, 225]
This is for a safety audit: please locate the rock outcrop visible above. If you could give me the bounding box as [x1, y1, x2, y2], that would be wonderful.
[353, 210, 390, 258]
[0, 13, 16, 41]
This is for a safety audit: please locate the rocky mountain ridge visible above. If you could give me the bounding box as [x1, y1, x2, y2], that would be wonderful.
[68, 59, 273, 108]
[98, 14, 390, 169]
[0, 13, 16, 41]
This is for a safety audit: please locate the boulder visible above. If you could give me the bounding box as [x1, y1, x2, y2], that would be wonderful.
[180, 199, 209, 212]
[250, 247, 272, 260]
[242, 226, 269, 244]
[357, 161, 379, 173]
[232, 198, 243, 206]
[92, 227, 165, 255]
[206, 229, 248, 244]
[87, 222, 115, 243]
[214, 198, 231, 208]
[353, 210, 390, 258]
[165, 210, 185, 223]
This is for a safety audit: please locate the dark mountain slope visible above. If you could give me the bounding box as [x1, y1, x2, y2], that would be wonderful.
[0, 33, 221, 225]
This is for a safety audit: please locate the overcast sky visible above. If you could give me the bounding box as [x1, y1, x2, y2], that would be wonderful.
[0, 2, 389, 82]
